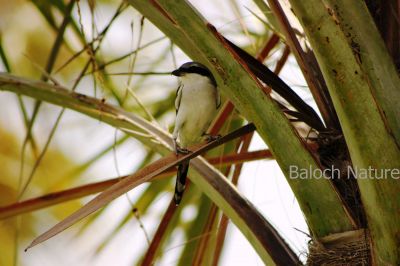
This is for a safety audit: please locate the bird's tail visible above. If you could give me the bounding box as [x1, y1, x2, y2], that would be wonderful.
[174, 161, 189, 205]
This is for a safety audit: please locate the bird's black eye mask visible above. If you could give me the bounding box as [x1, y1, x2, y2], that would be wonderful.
[184, 66, 212, 77]
[172, 62, 217, 86]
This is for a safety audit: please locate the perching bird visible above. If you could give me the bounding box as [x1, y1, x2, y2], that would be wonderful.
[171, 62, 221, 205]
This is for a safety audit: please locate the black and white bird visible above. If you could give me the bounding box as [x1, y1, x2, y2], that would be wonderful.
[171, 62, 221, 205]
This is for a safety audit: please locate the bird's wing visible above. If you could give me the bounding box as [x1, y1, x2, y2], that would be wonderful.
[175, 84, 183, 114]
[215, 87, 221, 109]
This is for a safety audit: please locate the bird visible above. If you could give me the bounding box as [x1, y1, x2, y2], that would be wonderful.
[171, 62, 221, 205]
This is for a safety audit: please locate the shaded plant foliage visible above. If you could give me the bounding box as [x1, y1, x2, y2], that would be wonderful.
[0, 0, 400, 265]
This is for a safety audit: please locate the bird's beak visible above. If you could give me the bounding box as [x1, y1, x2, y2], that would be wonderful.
[171, 69, 181, 76]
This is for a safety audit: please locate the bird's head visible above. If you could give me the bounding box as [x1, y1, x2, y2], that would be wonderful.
[172, 62, 216, 86]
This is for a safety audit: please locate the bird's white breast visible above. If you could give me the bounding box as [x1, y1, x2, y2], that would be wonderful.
[176, 74, 219, 147]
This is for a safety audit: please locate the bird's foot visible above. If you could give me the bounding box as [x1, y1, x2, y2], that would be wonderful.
[204, 133, 221, 143]
[173, 138, 191, 155]
[176, 146, 191, 155]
